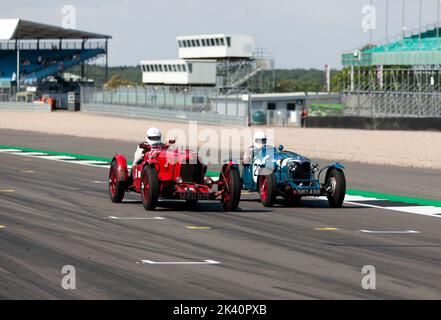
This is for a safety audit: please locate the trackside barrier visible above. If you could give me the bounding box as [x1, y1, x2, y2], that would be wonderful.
[0, 102, 51, 112]
[81, 103, 247, 126]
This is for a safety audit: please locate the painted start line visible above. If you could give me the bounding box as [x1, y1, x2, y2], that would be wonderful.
[1, 146, 441, 219]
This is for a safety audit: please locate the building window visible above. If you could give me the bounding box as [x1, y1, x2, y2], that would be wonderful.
[172, 65, 177, 72]
[210, 38, 215, 46]
[287, 103, 296, 111]
[215, 38, 220, 46]
[182, 64, 187, 72]
[226, 37, 231, 47]
[201, 39, 206, 46]
[196, 39, 200, 47]
[220, 38, 225, 46]
[159, 65, 163, 72]
[177, 65, 182, 72]
[267, 103, 276, 110]
[188, 63, 193, 73]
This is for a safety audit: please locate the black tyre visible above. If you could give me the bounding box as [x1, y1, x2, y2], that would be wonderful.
[141, 165, 159, 211]
[259, 172, 277, 207]
[220, 167, 241, 212]
[109, 160, 125, 203]
[326, 169, 346, 208]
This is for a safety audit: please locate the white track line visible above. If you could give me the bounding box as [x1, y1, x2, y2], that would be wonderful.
[345, 201, 441, 218]
[108, 216, 165, 220]
[37, 155, 77, 160]
[359, 230, 420, 234]
[9, 152, 47, 156]
[140, 259, 220, 265]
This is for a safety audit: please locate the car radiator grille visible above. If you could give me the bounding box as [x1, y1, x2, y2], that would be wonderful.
[180, 164, 204, 184]
[290, 162, 311, 185]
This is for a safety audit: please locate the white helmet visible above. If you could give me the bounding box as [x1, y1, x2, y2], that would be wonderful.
[253, 131, 267, 150]
[146, 127, 162, 146]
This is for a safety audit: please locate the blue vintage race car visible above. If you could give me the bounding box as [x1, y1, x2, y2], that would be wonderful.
[242, 145, 346, 208]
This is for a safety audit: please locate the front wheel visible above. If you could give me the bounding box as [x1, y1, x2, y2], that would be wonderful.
[220, 167, 241, 212]
[326, 169, 346, 208]
[141, 165, 159, 211]
[259, 173, 277, 207]
[109, 160, 125, 203]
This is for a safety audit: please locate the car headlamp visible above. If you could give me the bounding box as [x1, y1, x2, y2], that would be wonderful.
[175, 176, 183, 184]
[204, 177, 213, 186]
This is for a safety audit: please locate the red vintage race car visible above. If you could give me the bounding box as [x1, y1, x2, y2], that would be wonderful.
[108, 141, 241, 211]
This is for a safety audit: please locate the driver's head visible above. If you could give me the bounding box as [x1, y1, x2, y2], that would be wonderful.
[253, 131, 267, 150]
[146, 127, 162, 146]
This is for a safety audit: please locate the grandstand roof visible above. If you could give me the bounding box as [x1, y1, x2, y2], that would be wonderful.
[0, 19, 111, 41]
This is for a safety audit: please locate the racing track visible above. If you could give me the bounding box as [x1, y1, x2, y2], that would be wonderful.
[1, 130, 441, 299]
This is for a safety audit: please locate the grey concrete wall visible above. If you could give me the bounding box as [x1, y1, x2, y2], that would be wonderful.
[0, 102, 51, 112]
[307, 116, 441, 131]
[81, 103, 247, 126]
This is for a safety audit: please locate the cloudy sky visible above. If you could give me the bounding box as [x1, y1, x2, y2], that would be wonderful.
[3, 0, 441, 69]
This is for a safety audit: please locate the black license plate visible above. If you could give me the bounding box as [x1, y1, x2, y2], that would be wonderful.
[296, 189, 321, 196]
[179, 192, 213, 201]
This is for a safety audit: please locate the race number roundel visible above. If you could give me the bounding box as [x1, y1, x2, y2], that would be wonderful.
[252, 159, 262, 183]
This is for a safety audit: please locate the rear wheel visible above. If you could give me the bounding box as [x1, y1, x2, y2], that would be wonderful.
[220, 167, 241, 212]
[259, 173, 277, 207]
[109, 161, 125, 203]
[141, 165, 159, 211]
[326, 169, 346, 208]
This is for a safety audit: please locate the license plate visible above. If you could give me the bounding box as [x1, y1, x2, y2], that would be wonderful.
[296, 189, 321, 196]
[179, 192, 213, 200]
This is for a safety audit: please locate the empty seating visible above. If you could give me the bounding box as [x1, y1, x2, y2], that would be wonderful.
[0, 48, 105, 84]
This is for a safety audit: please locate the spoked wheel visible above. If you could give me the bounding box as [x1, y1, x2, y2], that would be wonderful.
[259, 173, 277, 207]
[326, 169, 346, 208]
[220, 167, 241, 212]
[141, 165, 159, 211]
[109, 160, 125, 203]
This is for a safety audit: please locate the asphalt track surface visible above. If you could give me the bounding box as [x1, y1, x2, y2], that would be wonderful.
[1, 129, 441, 299]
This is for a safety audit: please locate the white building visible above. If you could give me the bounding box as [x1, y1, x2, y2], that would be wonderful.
[177, 34, 255, 59]
[140, 59, 216, 85]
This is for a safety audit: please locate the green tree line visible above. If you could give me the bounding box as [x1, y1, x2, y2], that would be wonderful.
[73, 64, 344, 92]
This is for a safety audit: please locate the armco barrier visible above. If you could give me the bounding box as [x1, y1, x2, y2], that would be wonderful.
[0, 102, 51, 112]
[81, 103, 248, 126]
[307, 116, 441, 131]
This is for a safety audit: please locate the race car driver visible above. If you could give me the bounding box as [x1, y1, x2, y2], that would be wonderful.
[243, 131, 267, 166]
[133, 127, 163, 165]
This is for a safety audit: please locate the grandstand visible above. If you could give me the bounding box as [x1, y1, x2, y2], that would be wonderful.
[341, 24, 441, 118]
[0, 19, 111, 103]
